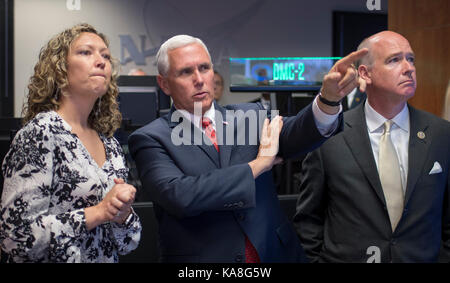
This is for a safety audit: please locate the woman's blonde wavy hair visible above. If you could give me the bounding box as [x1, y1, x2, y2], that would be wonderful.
[22, 23, 121, 137]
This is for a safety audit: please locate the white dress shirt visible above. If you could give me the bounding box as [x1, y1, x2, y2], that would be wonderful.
[365, 101, 410, 192]
[312, 95, 342, 137]
[177, 103, 217, 132]
[346, 88, 358, 108]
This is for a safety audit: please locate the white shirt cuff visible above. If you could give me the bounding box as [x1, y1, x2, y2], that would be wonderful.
[312, 95, 342, 137]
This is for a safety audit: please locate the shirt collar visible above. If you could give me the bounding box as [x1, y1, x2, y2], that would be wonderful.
[365, 101, 409, 133]
[176, 103, 216, 129]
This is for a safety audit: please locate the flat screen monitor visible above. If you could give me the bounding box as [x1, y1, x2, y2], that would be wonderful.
[117, 76, 159, 127]
[229, 56, 340, 92]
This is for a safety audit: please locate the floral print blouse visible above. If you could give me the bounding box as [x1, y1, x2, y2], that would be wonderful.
[0, 111, 141, 262]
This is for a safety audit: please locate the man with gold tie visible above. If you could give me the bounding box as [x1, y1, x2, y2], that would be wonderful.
[294, 31, 450, 263]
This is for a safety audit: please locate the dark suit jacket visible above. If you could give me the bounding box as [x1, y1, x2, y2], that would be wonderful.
[128, 101, 341, 262]
[294, 103, 450, 262]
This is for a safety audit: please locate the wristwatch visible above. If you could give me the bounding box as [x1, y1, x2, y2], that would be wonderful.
[319, 94, 342, 107]
[123, 209, 135, 227]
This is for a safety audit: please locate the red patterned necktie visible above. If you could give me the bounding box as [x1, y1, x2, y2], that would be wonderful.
[245, 236, 260, 263]
[201, 117, 219, 151]
[201, 117, 260, 263]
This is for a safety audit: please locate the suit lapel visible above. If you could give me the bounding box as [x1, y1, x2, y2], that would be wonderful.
[343, 105, 387, 206]
[404, 106, 431, 206]
[167, 106, 220, 168]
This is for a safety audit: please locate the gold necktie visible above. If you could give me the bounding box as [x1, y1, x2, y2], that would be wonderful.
[378, 120, 404, 231]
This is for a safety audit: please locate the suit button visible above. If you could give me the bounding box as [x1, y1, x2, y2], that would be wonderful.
[235, 254, 243, 262]
[237, 213, 245, 221]
[391, 238, 397, 245]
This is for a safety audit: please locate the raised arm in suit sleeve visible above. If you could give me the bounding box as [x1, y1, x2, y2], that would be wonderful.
[278, 103, 343, 160]
[293, 149, 327, 263]
[128, 131, 256, 219]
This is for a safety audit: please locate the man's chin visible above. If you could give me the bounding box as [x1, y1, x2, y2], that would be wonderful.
[402, 90, 416, 99]
[190, 99, 213, 115]
[392, 91, 415, 103]
[201, 100, 213, 113]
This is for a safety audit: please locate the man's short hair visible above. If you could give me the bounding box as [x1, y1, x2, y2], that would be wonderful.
[156, 35, 212, 77]
[356, 36, 373, 68]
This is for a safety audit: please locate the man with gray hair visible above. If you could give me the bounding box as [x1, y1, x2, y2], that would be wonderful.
[129, 34, 367, 262]
[294, 31, 450, 262]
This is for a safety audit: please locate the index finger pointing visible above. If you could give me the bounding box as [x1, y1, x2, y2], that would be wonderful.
[335, 48, 368, 70]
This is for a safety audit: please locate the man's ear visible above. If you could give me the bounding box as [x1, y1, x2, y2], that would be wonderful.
[157, 75, 170, 95]
[358, 65, 372, 86]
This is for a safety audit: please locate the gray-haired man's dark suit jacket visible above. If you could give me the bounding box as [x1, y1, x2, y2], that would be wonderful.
[129, 101, 342, 262]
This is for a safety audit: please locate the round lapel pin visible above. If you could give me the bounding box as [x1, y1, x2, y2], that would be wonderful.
[417, 131, 425, 139]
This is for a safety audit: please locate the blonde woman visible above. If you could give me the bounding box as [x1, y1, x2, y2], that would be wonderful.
[0, 23, 141, 262]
